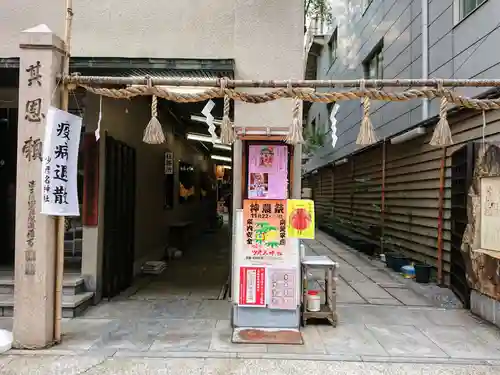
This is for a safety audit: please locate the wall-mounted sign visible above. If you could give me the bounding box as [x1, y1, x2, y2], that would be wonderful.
[238, 266, 266, 307]
[243, 199, 287, 264]
[286, 199, 315, 239]
[164, 151, 173, 175]
[480, 176, 500, 252]
[247, 145, 288, 199]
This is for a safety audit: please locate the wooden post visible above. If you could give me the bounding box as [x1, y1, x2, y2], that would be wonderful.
[54, 0, 73, 343]
[436, 146, 447, 286]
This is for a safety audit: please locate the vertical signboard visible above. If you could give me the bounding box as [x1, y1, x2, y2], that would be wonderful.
[40, 106, 82, 216]
[239, 266, 266, 306]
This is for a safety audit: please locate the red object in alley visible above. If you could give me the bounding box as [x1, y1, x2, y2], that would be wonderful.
[82, 134, 99, 226]
[239, 266, 266, 306]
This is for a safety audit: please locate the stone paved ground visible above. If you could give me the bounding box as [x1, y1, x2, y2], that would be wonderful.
[1, 229, 500, 374]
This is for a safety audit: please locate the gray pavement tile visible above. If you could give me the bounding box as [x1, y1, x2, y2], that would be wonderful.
[424, 309, 485, 327]
[83, 357, 204, 375]
[0, 355, 106, 375]
[365, 324, 449, 358]
[366, 298, 402, 306]
[316, 323, 388, 356]
[349, 281, 395, 300]
[149, 325, 213, 352]
[385, 287, 434, 307]
[151, 299, 203, 319]
[266, 325, 326, 354]
[56, 318, 118, 351]
[419, 325, 500, 359]
[195, 300, 231, 320]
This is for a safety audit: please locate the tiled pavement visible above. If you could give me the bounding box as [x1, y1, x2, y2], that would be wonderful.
[2, 230, 500, 374]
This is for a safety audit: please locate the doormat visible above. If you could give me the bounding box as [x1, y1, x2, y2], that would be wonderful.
[232, 327, 303, 345]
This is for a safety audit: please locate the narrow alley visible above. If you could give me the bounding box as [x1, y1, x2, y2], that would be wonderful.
[1, 229, 500, 374]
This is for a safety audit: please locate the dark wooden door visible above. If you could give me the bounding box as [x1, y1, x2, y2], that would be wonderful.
[102, 135, 136, 299]
[450, 143, 475, 308]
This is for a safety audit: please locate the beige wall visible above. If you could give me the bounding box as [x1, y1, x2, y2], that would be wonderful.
[84, 94, 212, 274]
[0, 0, 304, 61]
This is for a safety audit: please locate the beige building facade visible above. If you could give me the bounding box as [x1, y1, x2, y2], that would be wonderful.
[0, 0, 304, 347]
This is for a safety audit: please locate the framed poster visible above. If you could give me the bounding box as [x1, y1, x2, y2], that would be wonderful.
[245, 143, 290, 200]
[243, 199, 287, 264]
[239, 266, 266, 306]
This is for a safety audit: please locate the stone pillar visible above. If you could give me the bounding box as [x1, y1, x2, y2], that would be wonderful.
[13, 24, 64, 348]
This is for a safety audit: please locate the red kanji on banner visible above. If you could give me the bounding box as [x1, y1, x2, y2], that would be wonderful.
[239, 266, 266, 306]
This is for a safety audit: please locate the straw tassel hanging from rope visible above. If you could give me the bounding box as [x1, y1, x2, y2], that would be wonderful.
[356, 95, 378, 146]
[430, 89, 453, 146]
[143, 94, 166, 144]
[220, 93, 235, 144]
[285, 98, 304, 145]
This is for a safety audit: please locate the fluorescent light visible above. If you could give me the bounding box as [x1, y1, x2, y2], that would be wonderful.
[214, 144, 231, 151]
[211, 155, 232, 162]
[187, 133, 219, 143]
[390, 127, 426, 144]
[223, 165, 232, 169]
[334, 158, 348, 166]
[191, 115, 223, 126]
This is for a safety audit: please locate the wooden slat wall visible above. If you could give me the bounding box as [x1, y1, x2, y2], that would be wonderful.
[302, 107, 500, 285]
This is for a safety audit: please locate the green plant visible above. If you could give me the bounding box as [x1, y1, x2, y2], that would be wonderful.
[305, 0, 333, 26]
[303, 126, 326, 155]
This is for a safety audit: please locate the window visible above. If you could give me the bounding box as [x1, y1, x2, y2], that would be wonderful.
[363, 42, 384, 79]
[328, 28, 338, 66]
[460, 0, 487, 20]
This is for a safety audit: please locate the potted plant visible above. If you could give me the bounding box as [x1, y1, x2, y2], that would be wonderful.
[414, 263, 432, 283]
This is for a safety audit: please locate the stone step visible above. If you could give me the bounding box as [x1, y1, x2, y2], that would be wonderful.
[0, 274, 86, 296]
[0, 291, 94, 318]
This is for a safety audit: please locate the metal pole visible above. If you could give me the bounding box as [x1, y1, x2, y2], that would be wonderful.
[54, 0, 73, 344]
[62, 76, 500, 88]
[421, 0, 430, 120]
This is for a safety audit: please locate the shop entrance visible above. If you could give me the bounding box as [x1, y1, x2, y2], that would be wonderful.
[0, 108, 17, 266]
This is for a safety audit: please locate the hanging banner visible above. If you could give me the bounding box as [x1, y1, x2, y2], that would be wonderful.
[243, 199, 290, 264]
[41, 106, 82, 216]
[247, 145, 288, 199]
[239, 266, 266, 307]
[268, 268, 297, 310]
[286, 199, 315, 239]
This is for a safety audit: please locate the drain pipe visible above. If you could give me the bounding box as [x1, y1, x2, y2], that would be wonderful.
[422, 0, 430, 120]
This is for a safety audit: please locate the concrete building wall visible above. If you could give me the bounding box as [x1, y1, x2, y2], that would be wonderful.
[304, 0, 500, 172]
[83, 95, 212, 276]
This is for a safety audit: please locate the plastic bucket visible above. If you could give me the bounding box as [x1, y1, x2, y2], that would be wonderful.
[307, 290, 321, 312]
[415, 264, 432, 283]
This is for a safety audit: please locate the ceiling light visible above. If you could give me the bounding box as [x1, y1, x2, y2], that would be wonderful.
[214, 144, 231, 151]
[191, 115, 223, 126]
[222, 165, 232, 169]
[211, 155, 232, 162]
[186, 133, 219, 143]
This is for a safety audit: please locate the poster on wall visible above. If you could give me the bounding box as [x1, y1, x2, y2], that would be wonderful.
[41, 106, 83, 216]
[247, 145, 288, 199]
[286, 199, 315, 239]
[243, 199, 290, 264]
[268, 268, 297, 310]
[480, 176, 500, 252]
[238, 266, 266, 306]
